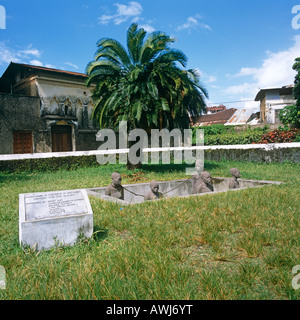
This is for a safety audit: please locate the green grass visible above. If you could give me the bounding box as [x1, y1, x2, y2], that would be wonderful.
[0, 160, 299, 300]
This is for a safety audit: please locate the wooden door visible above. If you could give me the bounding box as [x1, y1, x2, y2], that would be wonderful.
[13, 131, 33, 154]
[51, 125, 72, 152]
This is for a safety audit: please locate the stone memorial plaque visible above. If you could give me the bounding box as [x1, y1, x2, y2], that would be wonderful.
[24, 190, 88, 221]
[19, 189, 93, 250]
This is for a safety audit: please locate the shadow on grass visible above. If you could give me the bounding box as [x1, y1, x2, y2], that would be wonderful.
[141, 162, 221, 173]
[92, 226, 109, 242]
[0, 173, 34, 184]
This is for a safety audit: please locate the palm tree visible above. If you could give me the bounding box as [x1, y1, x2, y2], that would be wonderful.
[86, 23, 208, 133]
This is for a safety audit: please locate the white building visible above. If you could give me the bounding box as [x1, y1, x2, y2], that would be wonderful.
[254, 85, 296, 124]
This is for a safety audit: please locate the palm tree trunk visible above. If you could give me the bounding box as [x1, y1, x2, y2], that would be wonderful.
[126, 140, 143, 170]
[159, 112, 163, 130]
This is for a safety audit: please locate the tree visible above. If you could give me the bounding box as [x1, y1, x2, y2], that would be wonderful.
[279, 57, 300, 128]
[293, 57, 300, 109]
[86, 23, 208, 133]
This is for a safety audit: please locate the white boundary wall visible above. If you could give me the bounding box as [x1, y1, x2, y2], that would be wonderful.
[0, 142, 299, 161]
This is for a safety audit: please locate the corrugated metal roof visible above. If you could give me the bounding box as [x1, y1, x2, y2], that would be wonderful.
[225, 108, 256, 125]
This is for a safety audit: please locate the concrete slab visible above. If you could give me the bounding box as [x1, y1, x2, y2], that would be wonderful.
[86, 178, 283, 205]
[19, 189, 93, 250]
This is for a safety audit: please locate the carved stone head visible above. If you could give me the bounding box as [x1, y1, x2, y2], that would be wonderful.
[150, 180, 159, 194]
[201, 171, 212, 185]
[230, 168, 240, 178]
[111, 172, 122, 187]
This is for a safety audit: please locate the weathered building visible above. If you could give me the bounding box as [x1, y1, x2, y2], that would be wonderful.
[255, 85, 296, 124]
[0, 62, 99, 154]
[190, 108, 237, 127]
[206, 105, 227, 114]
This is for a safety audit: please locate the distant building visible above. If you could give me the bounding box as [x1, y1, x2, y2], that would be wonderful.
[254, 85, 296, 124]
[0, 62, 99, 154]
[206, 105, 226, 114]
[191, 108, 237, 126]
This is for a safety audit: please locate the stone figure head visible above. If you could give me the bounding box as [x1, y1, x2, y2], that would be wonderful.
[191, 171, 200, 181]
[201, 171, 212, 185]
[111, 172, 122, 187]
[150, 180, 159, 194]
[230, 168, 240, 178]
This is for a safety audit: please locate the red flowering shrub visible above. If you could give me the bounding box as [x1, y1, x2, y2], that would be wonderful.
[256, 129, 299, 144]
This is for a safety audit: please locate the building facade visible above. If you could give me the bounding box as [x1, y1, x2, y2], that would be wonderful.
[0, 62, 100, 154]
[255, 85, 296, 124]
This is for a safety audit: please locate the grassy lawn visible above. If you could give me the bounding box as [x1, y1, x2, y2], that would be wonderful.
[0, 160, 299, 300]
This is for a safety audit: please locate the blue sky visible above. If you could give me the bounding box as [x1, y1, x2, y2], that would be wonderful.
[0, 0, 299, 110]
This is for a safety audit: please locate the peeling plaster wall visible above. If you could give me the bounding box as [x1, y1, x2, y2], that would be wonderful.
[0, 93, 45, 154]
[0, 92, 99, 154]
[36, 78, 96, 130]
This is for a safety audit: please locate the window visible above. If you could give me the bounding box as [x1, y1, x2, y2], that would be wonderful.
[13, 131, 33, 154]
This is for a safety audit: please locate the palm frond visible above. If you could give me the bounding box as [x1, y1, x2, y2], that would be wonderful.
[127, 23, 147, 64]
[96, 38, 131, 68]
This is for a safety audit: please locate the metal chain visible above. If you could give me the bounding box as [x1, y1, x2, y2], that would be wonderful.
[161, 179, 189, 195]
[123, 186, 145, 198]
[123, 179, 189, 198]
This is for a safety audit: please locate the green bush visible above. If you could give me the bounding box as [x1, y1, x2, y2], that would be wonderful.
[192, 124, 235, 136]
[204, 131, 263, 145]
[192, 124, 270, 145]
[279, 105, 300, 128]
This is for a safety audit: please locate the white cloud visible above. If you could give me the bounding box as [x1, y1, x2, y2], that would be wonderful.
[224, 35, 300, 98]
[176, 15, 211, 32]
[99, 1, 143, 25]
[0, 42, 55, 70]
[139, 24, 155, 33]
[20, 47, 42, 58]
[65, 62, 79, 70]
[232, 67, 260, 77]
[0, 42, 22, 64]
[29, 60, 57, 69]
[44, 63, 56, 69]
[29, 59, 43, 66]
[197, 68, 217, 83]
[205, 75, 217, 83]
[115, 2, 142, 17]
[177, 17, 199, 31]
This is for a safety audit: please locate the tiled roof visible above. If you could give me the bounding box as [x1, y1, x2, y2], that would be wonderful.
[206, 105, 226, 112]
[191, 108, 237, 126]
[14, 63, 88, 77]
[1, 62, 88, 80]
